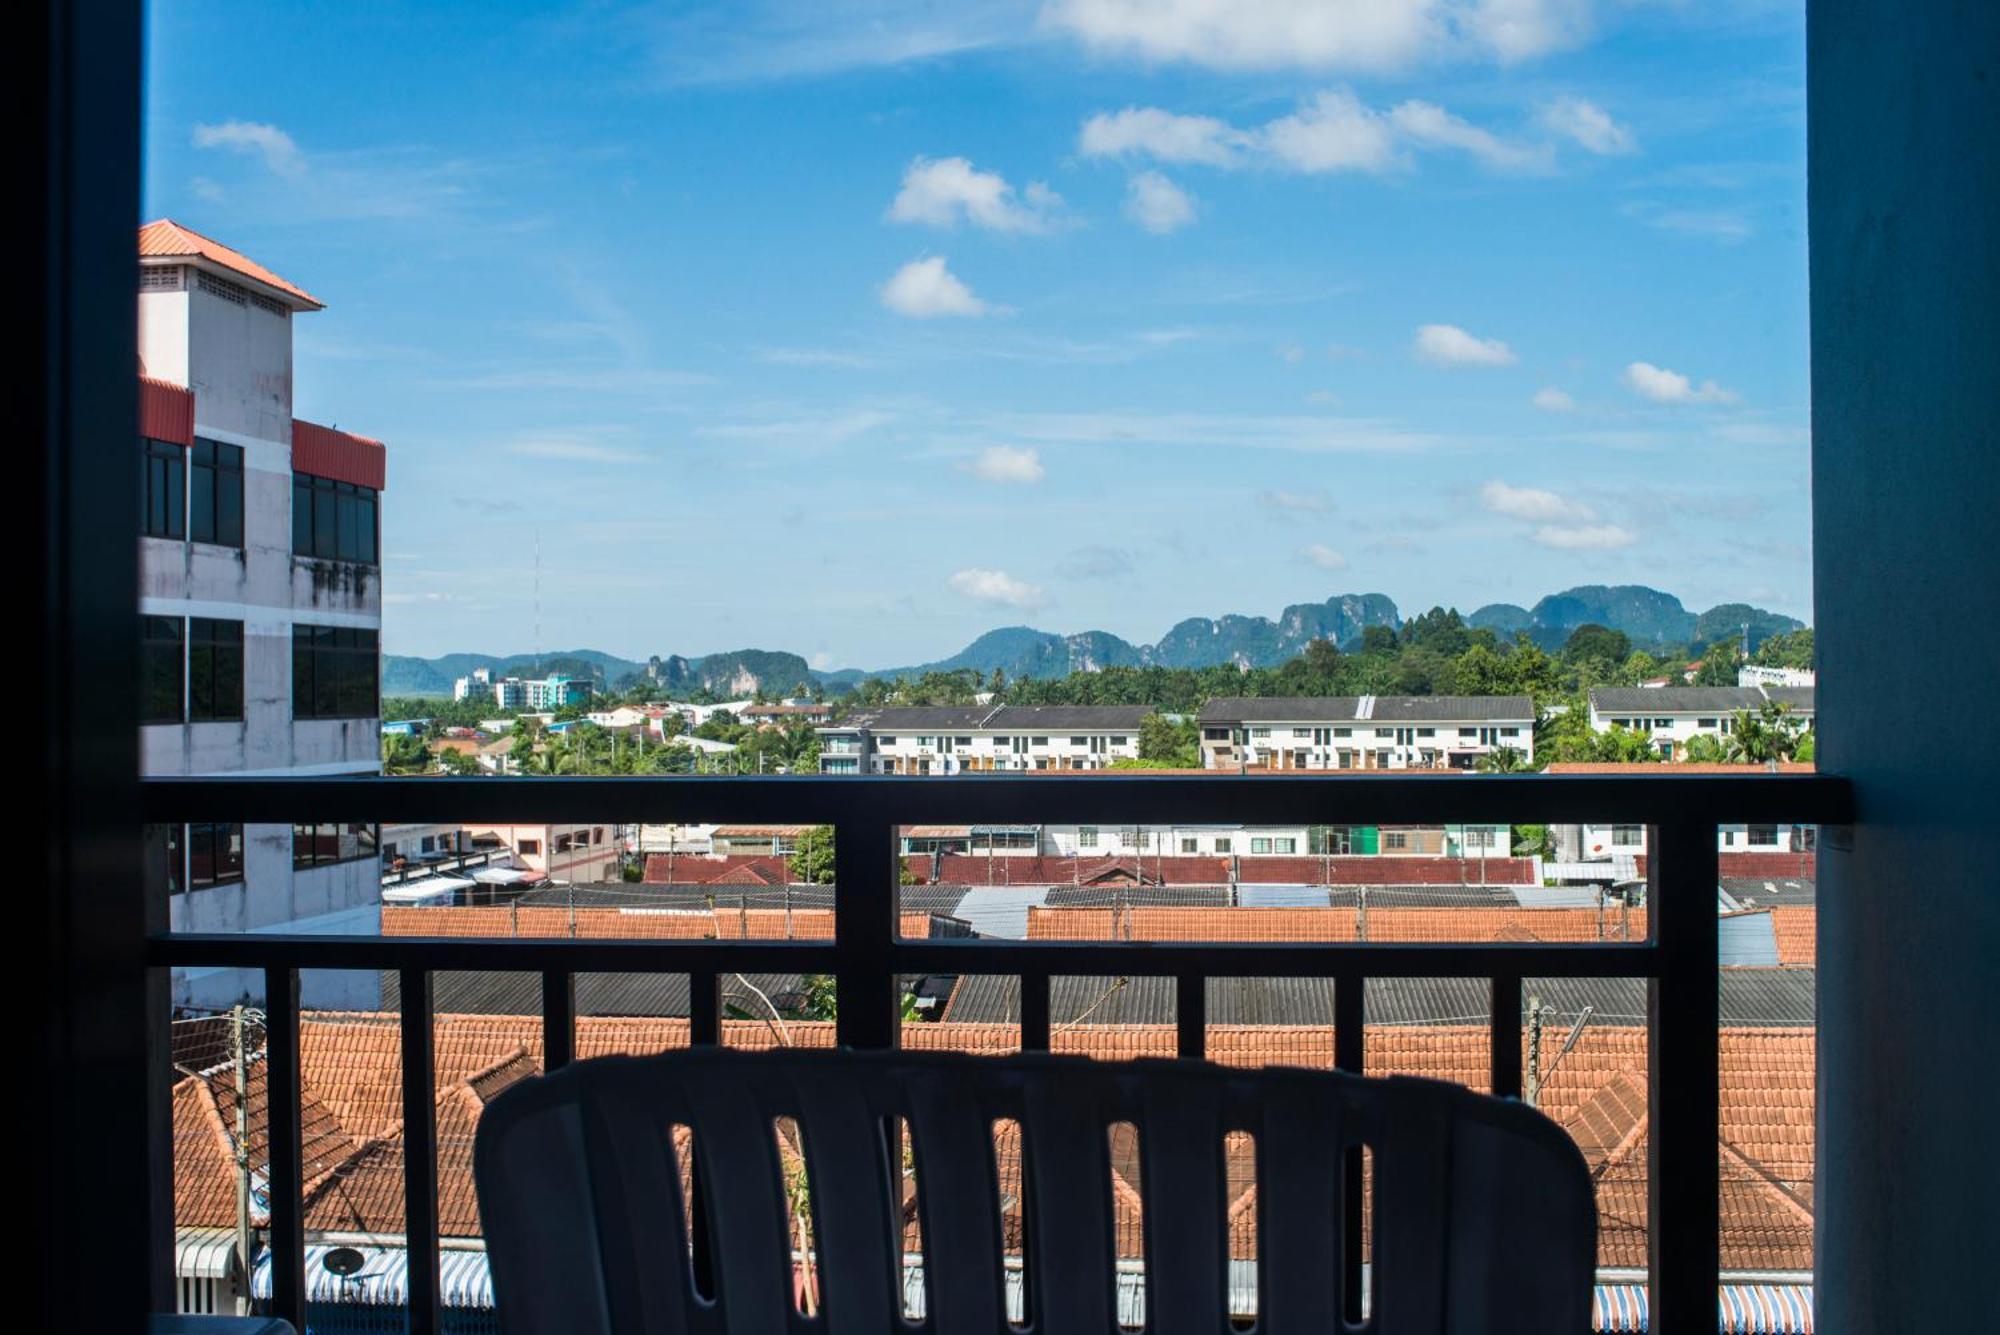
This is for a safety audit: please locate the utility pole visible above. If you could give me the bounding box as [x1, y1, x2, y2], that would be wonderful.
[1525, 996, 1546, 1107]
[230, 1004, 253, 1314]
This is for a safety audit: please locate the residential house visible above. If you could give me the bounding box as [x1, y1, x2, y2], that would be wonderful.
[1587, 685, 1816, 759]
[818, 705, 1150, 774]
[1197, 696, 1536, 770]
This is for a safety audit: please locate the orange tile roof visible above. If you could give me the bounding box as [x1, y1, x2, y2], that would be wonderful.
[1024, 904, 1648, 944]
[139, 219, 324, 309]
[172, 1011, 1813, 1271]
[1771, 906, 1817, 966]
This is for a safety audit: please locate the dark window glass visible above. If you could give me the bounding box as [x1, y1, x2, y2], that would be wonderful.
[188, 823, 245, 889]
[1748, 824, 1780, 847]
[158, 823, 184, 897]
[188, 618, 244, 721]
[294, 822, 380, 868]
[293, 472, 380, 565]
[142, 438, 185, 539]
[190, 438, 244, 547]
[142, 616, 183, 724]
[292, 624, 379, 719]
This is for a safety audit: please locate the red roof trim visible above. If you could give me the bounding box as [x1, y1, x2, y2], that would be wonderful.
[292, 419, 387, 491]
[140, 377, 195, 447]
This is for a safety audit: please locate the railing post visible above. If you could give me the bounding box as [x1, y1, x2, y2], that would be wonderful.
[1176, 973, 1206, 1059]
[1021, 970, 1051, 1053]
[401, 968, 440, 1335]
[1648, 819, 1720, 1332]
[541, 969, 573, 1070]
[1490, 973, 1523, 1100]
[833, 815, 899, 1050]
[263, 967, 305, 1334]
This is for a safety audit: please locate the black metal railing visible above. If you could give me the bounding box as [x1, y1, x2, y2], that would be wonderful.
[146, 770, 1851, 1335]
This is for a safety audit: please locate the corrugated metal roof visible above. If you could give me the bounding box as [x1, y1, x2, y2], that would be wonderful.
[1719, 912, 1782, 967]
[139, 219, 324, 309]
[940, 970, 1817, 1028]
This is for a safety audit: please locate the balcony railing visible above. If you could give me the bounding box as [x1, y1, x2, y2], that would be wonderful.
[146, 770, 1850, 1335]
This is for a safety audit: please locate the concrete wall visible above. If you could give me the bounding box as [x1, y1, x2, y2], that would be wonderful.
[1808, 0, 2000, 1326]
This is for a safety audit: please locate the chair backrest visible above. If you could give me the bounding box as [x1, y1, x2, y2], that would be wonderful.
[474, 1049, 1595, 1335]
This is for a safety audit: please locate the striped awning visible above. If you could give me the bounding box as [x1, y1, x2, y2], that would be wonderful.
[249, 1245, 493, 1310]
[1593, 1282, 1815, 1333]
[175, 1227, 239, 1280]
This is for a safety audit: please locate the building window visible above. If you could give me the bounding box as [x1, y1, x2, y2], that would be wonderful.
[292, 823, 379, 868]
[292, 472, 379, 564]
[188, 438, 244, 547]
[1274, 837, 1297, 854]
[142, 438, 185, 539]
[1251, 837, 1272, 854]
[292, 625, 379, 719]
[518, 839, 542, 855]
[188, 823, 245, 890]
[1385, 832, 1408, 850]
[1612, 824, 1643, 847]
[1214, 838, 1231, 854]
[1180, 837, 1198, 853]
[1748, 824, 1780, 847]
[187, 618, 244, 722]
[1079, 826, 1099, 849]
[142, 615, 184, 723]
[1500, 727, 1520, 738]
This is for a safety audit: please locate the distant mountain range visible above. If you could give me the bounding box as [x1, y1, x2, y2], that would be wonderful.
[383, 585, 1805, 697]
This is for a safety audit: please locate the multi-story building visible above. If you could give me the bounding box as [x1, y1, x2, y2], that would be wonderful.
[1587, 684, 1815, 758]
[469, 672, 592, 710]
[817, 705, 1150, 774]
[451, 667, 493, 700]
[1738, 664, 1817, 688]
[1197, 696, 1536, 770]
[467, 824, 622, 882]
[138, 220, 385, 1010]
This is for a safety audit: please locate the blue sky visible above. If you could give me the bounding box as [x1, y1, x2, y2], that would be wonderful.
[144, 0, 1810, 669]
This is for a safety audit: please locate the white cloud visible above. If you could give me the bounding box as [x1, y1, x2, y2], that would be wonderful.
[1125, 171, 1197, 233]
[1627, 204, 1754, 244]
[193, 120, 306, 178]
[968, 445, 1046, 483]
[880, 257, 990, 318]
[1299, 543, 1350, 570]
[754, 347, 876, 368]
[1058, 545, 1137, 579]
[1532, 523, 1637, 550]
[1389, 100, 1553, 172]
[1257, 489, 1336, 514]
[506, 436, 647, 465]
[1414, 323, 1517, 367]
[1080, 87, 1577, 181]
[1481, 479, 1592, 521]
[1260, 89, 1402, 174]
[947, 567, 1047, 609]
[1078, 107, 1247, 165]
[1622, 361, 1739, 404]
[887, 156, 1062, 232]
[1539, 95, 1635, 154]
[1040, 0, 1593, 73]
[1532, 386, 1577, 412]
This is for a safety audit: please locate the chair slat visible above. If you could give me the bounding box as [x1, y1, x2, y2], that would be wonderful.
[684, 1071, 795, 1335]
[576, 1083, 695, 1335]
[1252, 1080, 1345, 1335]
[788, 1065, 898, 1335]
[905, 1069, 1008, 1333]
[1021, 1072, 1117, 1332]
[1139, 1070, 1224, 1335]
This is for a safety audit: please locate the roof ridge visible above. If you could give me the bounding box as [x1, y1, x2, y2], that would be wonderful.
[1719, 1136, 1817, 1226]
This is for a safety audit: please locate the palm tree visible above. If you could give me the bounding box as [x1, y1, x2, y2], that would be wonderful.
[1476, 745, 1531, 773]
[1724, 703, 1802, 763]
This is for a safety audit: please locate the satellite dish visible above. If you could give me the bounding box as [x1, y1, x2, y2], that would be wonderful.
[322, 1247, 367, 1278]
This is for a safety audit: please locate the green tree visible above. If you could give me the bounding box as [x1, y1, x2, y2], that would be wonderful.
[1724, 703, 1805, 763]
[1137, 713, 1200, 767]
[1475, 745, 1531, 773]
[789, 825, 837, 885]
[381, 732, 431, 775]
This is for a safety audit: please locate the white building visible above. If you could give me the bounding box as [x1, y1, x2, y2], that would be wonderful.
[451, 667, 492, 701]
[1739, 664, 1817, 688]
[1587, 685, 1816, 759]
[1197, 696, 1536, 770]
[817, 705, 1150, 774]
[138, 220, 385, 1010]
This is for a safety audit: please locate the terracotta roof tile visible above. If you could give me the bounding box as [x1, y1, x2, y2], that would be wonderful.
[1770, 906, 1816, 966]
[174, 1012, 1814, 1271]
[139, 219, 323, 309]
[1024, 904, 1648, 943]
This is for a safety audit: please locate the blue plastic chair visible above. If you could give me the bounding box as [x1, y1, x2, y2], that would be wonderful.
[474, 1048, 1595, 1334]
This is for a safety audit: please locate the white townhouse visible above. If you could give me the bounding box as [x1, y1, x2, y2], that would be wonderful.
[1587, 685, 1816, 759]
[817, 705, 1150, 775]
[1197, 696, 1536, 771]
[137, 220, 386, 1010]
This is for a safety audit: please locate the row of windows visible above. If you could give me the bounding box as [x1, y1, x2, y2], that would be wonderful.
[159, 822, 380, 892]
[142, 617, 244, 724]
[143, 619, 378, 723]
[1250, 725, 1523, 741]
[899, 734, 1130, 749]
[292, 625, 380, 720]
[141, 436, 377, 566]
[293, 473, 379, 565]
[294, 822, 379, 869]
